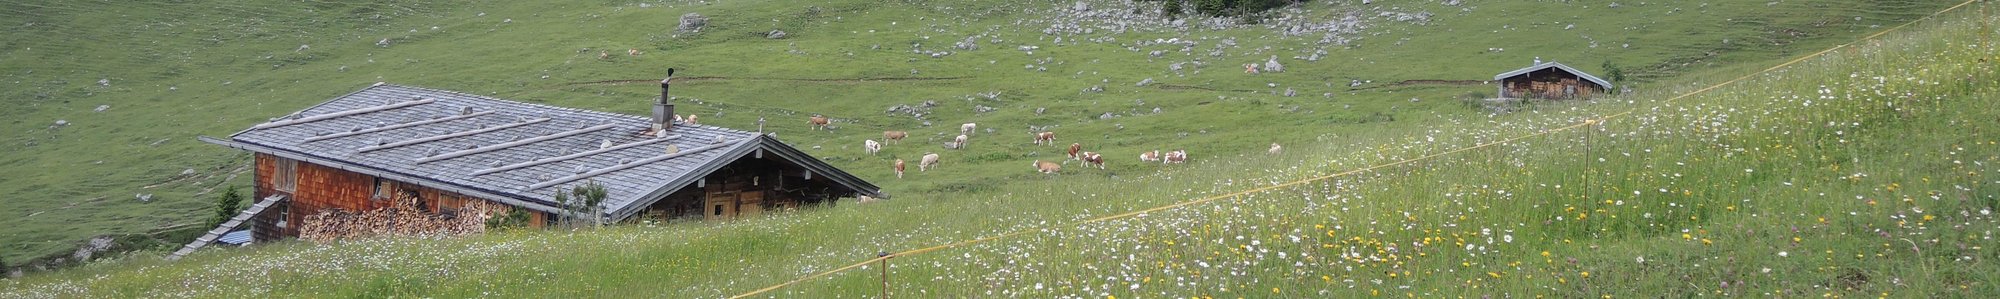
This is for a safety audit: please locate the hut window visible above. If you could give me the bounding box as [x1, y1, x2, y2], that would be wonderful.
[273, 158, 298, 192]
[713, 204, 725, 216]
[372, 178, 390, 200]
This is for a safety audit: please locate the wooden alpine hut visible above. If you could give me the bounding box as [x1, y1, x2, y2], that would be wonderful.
[183, 69, 882, 255]
[1493, 60, 1614, 99]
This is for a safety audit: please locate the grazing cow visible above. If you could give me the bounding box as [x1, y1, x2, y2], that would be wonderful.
[599, 51, 610, 60]
[919, 153, 941, 172]
[685, 114, 699, 125]
[1138, 150, 1161, 162]
[1034, 160, 1062, 174]
[1164, 150, 1188, 164]
[883, 130, 909, 144]
[1033, 131, 1056, 145]
[1066, 143, 1083, 161]
[953, 134, 969, 149]
[1079, 152, 1105, 170]
[1268, 143, 1283, 155]
[864, 140, 882, 155]
[857, 195, 882, 204]
[894, 159, 906, 178]
[809, 115, 830, 130]
[960, 123, 977, 136]
[627, 48, 640, 56]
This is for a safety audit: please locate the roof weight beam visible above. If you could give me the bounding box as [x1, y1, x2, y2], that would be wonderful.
[357, 118, 550, 152]
[473, 135, 681, 175]
[528, 140, 738, 190]
[252, 99, 436, 129]
[304, 111, 494, 142]
[417, 123, 619, 164]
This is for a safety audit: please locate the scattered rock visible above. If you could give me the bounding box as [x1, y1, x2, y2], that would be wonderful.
[93, 105, 109, 112]
[181, 168, 196, 176]
[52, 119, 68, 127]
[1136, 78, 1154, 87]
[136, 193, 152, 202]
[1099, 112, 1117, 119]
[1284, 88, 1298, 97]
[376, 38, 392, 47]
[676, 13, 707, 32]
[766, 30, 788, 39]
[97, 78, 110, 86]
[71, 236, 115, 262]
[1035, 107, 1047, 116]
[1265, 56, 1285, 73]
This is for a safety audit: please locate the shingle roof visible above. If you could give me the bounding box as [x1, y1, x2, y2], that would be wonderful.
[1492, 61, 1615, 90]
[211, 83, 881, 220]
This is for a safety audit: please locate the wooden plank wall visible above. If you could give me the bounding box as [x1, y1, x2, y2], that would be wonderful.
[251, 154, 550, 241]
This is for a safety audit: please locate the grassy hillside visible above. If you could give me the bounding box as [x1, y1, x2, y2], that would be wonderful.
[4, 0, 1995, 297]
[0, 0, 1955, 266]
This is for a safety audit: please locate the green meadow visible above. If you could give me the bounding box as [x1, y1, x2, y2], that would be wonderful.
[4, 0, 1993, 297]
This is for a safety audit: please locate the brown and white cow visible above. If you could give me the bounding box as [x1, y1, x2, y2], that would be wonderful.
[809, 115, 830, 130]
[953, 134, 969, 149]
[685, 114, 699, 125]
[864, 139, 882, 155]
[919, 153, 941, 172]
[1163, 150, 1188, 164]
[1034, 160, 1062, 174]
[1066, 143, 1083, 161]
[894, 159, 906, 178]
[1079, 152, 1105, 170]
[1033, 131, 1056, 145]
[883, 130, 909, 144]
[1268, 143, 1283, 155]
[1138, 150, 1161, 162]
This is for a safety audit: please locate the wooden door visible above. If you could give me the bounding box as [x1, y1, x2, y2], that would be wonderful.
[738, 191, 765, 218]
[705, 192, 737, 220]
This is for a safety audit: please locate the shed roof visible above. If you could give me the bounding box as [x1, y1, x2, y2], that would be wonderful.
[1492, 61, 1614, 90]
[207, 83, 882, 221]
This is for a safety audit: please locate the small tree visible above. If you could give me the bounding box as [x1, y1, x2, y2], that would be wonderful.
[1164, 0, 1184, 18]
[570, 181, 610, 227]
[1602, 60, 1627, 86]
[209, 186, 245, 228]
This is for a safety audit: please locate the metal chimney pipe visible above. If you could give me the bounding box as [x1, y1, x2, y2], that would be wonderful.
[654, 68, 676, 131]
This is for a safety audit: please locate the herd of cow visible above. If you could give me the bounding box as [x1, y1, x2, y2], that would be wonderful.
[817, 116, 1283, 177]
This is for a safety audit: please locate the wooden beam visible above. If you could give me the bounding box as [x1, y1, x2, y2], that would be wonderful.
[473, 135, 681, 176]
[417, 123, 618, 164]
[528, 140, 738, 190]
[303, 111, 494, 142]
[252, 99, 436, 129]
[357, 118, 550, 152]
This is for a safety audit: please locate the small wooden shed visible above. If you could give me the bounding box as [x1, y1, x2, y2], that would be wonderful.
[201, 78, 883, 243]
[1493, 61, 1614, 99]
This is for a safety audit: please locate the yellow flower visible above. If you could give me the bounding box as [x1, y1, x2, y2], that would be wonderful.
[1488, 272, 1503, 278]
[1541, 251, 1551, 257]
[1581, 271, 1590, 278]
[1683, 233, 1693, 240]
[1701, 238, 1714, 245]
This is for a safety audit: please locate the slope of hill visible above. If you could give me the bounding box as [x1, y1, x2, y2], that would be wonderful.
[0, 0, 1961, 276]
[4, 1, 1995, 296]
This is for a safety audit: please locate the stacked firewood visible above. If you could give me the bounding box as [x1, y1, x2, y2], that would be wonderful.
[298, 194, 512, 242]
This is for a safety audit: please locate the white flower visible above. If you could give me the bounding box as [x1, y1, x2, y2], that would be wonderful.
[1778, 251, 1789, 257]
[1503, 235, 1514, 243]
[1636, 256, 1646, 264]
